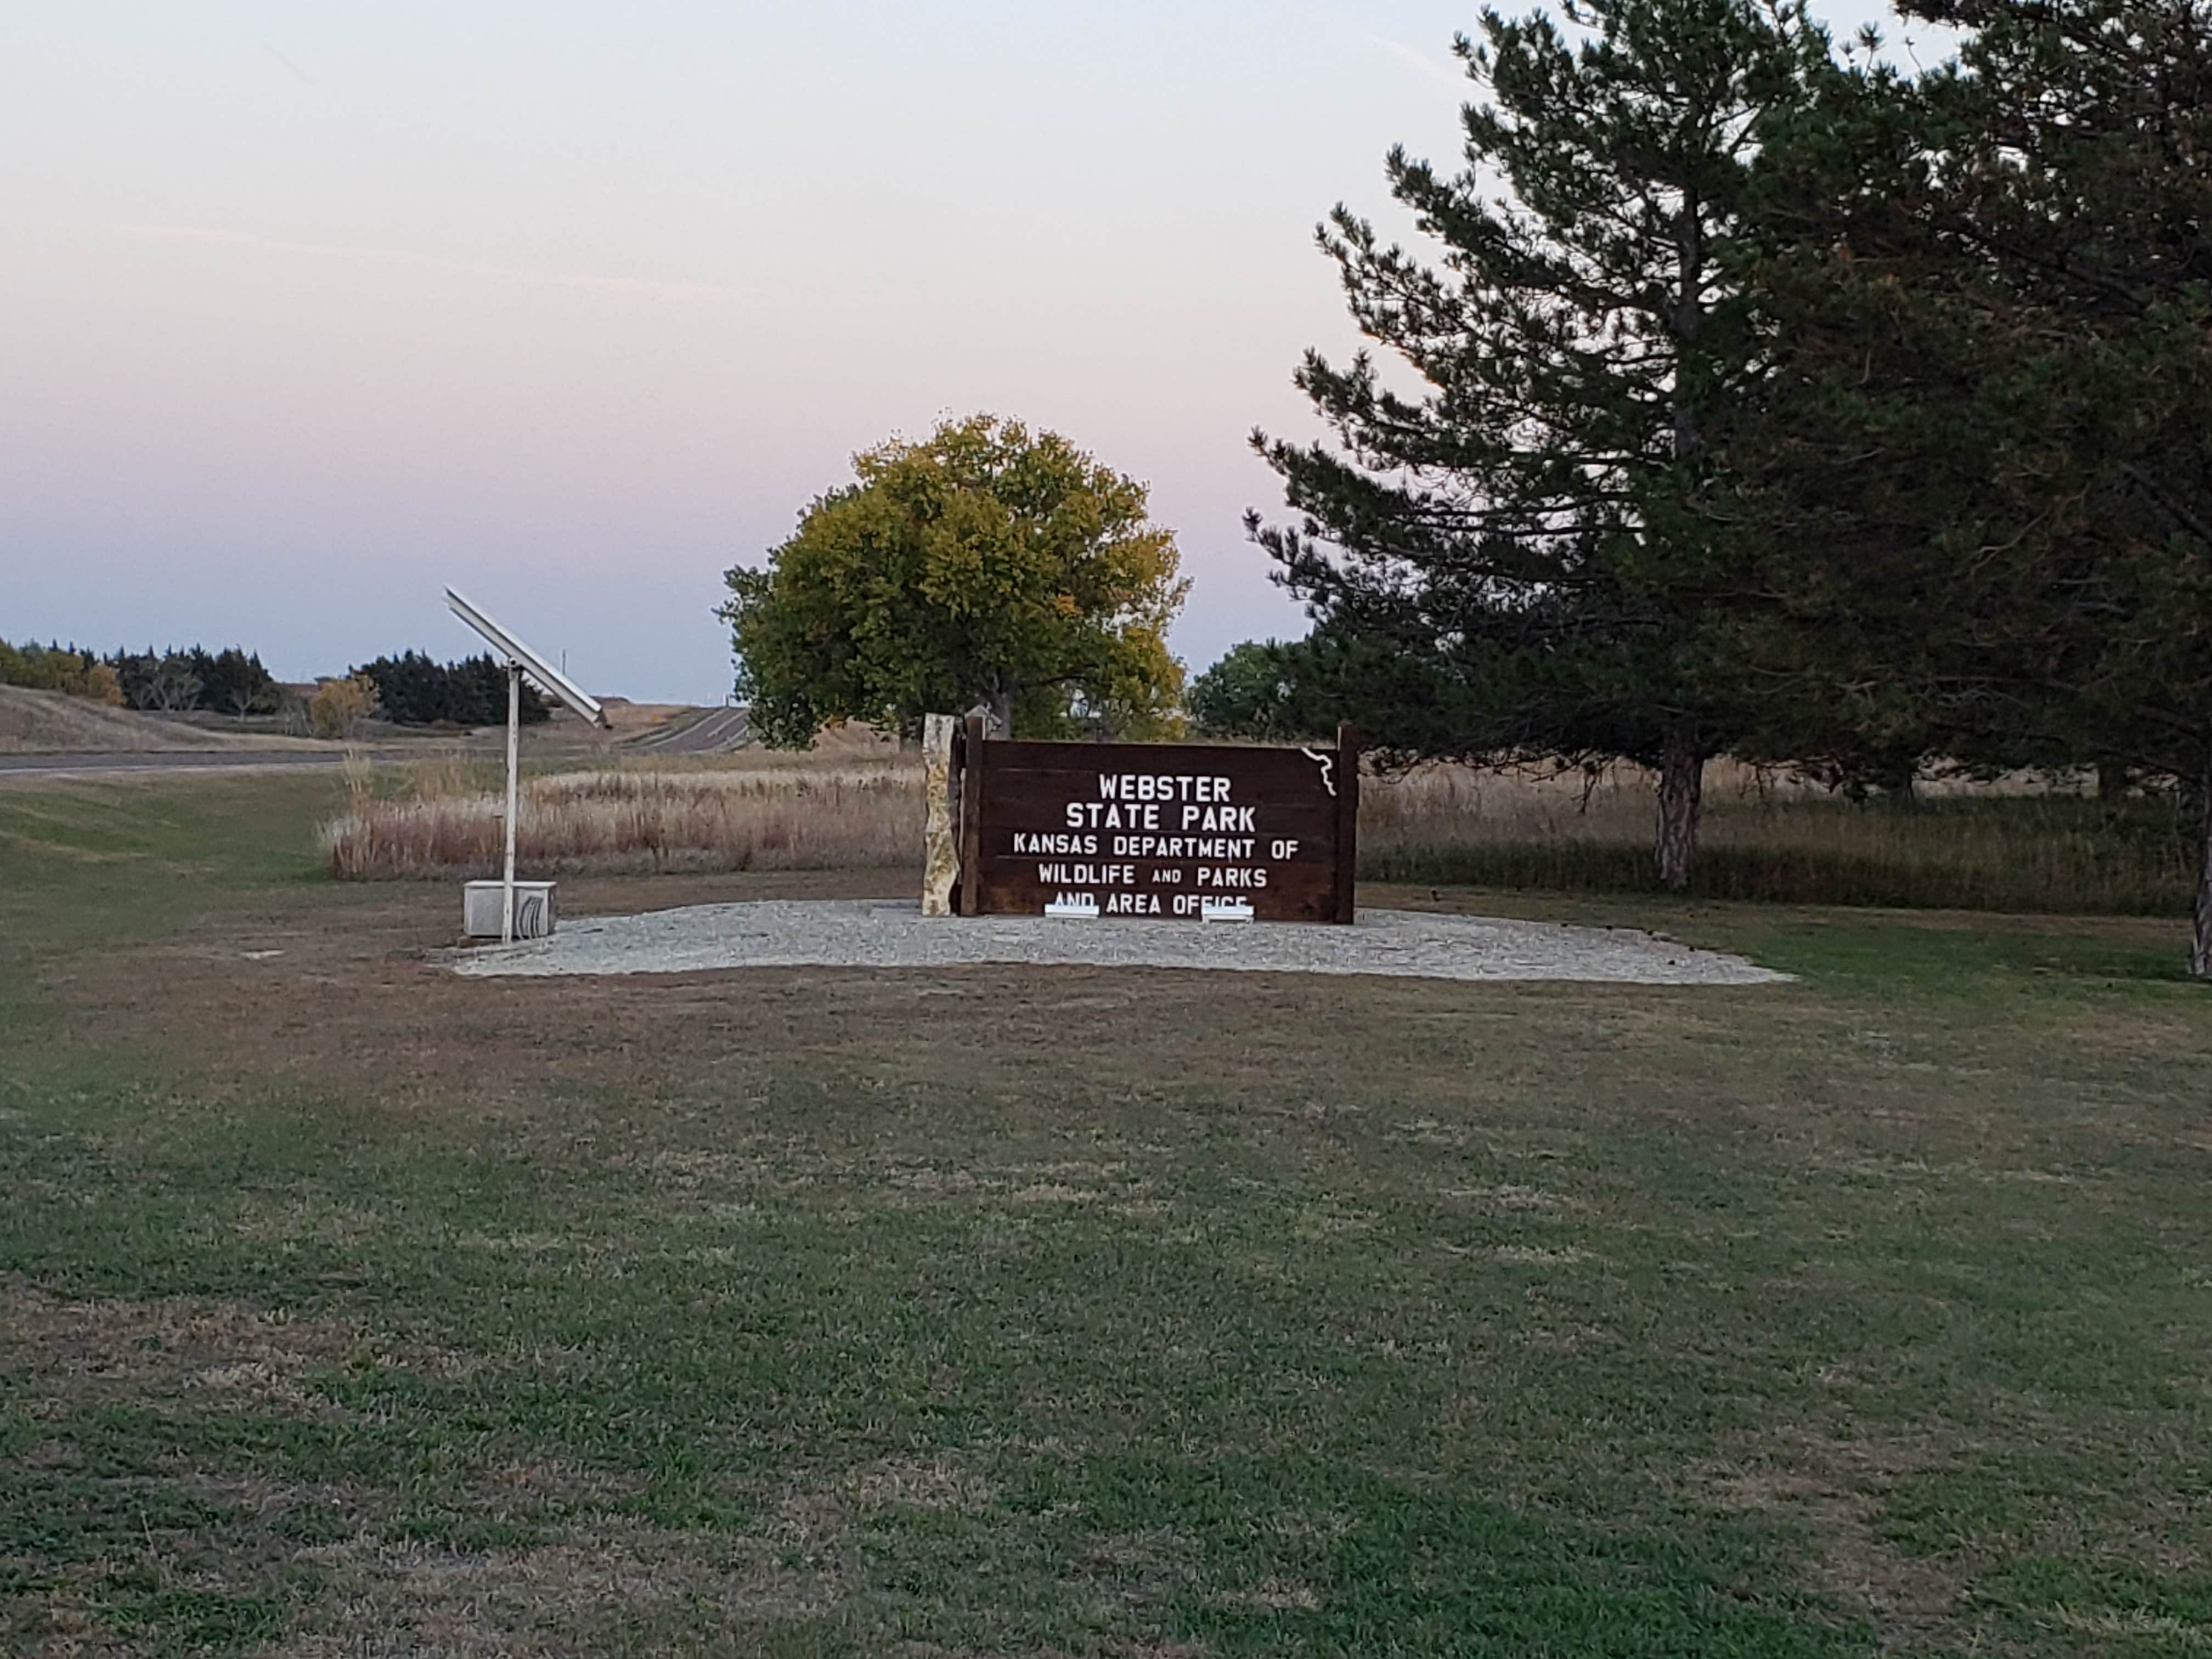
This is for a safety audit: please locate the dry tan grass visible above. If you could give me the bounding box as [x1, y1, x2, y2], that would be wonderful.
[0, 683, 319, 754]
[1361, 758, 2189, 912]
[320, 749, 2185, 913]
[0, 1277, 494, 1408]
[323, 760, 924, 878]
[325, 753, 1654, 882]
[273, 1513, 848, 1657]
[1361, 756, 2063, 850]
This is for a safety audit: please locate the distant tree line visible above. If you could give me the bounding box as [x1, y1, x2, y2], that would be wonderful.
[1228, 0, 2212, 976]
[0, 641, 123, 705]
[110, 647, 284, 716]
[352, 651, 549, 727]
[0, 641, 280, 716]
[3, 638, 553, 731]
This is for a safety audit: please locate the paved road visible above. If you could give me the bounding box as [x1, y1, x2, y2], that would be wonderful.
[625, 706, 753, 753]
[0, 749, 349, 778]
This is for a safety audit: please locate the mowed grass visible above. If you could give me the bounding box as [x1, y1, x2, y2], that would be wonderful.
[2, 773, 2209, 1655]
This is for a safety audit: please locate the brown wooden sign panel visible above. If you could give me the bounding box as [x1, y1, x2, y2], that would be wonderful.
[955, 723, 1358, 924]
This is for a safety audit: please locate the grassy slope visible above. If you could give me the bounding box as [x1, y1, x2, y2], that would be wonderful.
[0, 684, 693, 758]
[0, 685, 327, 755]
[1, 774, 2208, 1655]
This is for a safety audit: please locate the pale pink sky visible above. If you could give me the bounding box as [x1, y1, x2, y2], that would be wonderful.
[2, 1, 1931, 701]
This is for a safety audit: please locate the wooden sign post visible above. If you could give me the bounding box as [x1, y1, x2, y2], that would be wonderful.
[951, 723, 1358, 924]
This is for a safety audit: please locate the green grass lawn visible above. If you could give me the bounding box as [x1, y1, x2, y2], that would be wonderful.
[3, 773, 2209, 1655]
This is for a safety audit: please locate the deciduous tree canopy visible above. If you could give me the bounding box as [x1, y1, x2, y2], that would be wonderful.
[1186, 641, 1310, 741]
[724, 415, 1187, 745]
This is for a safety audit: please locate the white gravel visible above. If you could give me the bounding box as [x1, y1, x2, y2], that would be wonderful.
[450, 899, 1787, 986]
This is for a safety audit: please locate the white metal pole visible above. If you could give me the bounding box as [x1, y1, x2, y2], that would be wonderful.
[502, 662, 520, 944]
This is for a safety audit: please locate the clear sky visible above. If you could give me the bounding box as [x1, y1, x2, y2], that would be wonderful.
[2, 1, 1937, 702]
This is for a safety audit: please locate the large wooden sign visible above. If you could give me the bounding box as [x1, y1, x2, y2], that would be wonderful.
[954, 719, 1358, 924]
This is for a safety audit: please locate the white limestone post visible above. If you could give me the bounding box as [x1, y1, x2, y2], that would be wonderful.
[921, 712, 958, 916]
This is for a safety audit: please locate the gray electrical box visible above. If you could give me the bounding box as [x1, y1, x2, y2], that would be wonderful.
[465, 881, 556, 940]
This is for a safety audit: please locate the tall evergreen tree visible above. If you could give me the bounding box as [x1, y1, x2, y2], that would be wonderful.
[1251, 0, 1833, 887]
[1724, 0, 2212, 973]
[355, 651, 549, 726]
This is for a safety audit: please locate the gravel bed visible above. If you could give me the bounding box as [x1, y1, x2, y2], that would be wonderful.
[450, 899, 1787, 986]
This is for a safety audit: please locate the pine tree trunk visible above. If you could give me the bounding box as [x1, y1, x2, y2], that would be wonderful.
[2191, 744, 2212, 980]
[986, 689, 1013, 736]
[1655, 729, 1705, 891]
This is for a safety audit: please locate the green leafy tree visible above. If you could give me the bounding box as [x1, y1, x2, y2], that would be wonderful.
[1186, 640, 1310, 740]
[0, 641, 120, 703]
[1724, 0, 2212, 972]
[1250, 0, 1835, 887]
[723, 414, 1188, 745]
[308, 674, 378, 740]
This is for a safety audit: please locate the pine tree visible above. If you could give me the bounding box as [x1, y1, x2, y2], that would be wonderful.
[1727, 0, 2212, 973]
[354, 651, 548, 726]
[1251, 0, 1833, 887]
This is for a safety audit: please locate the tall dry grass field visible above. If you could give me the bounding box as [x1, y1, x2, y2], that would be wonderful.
[323, 757, 923, 878]
[1364, 760, 2195, 914]
[323, 751, 2194, 915]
